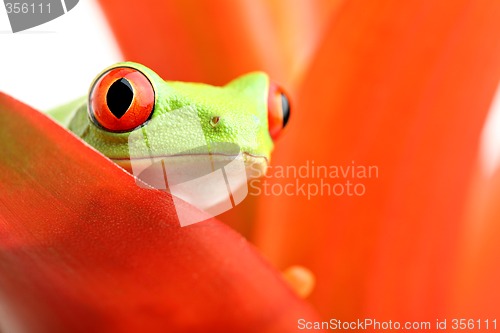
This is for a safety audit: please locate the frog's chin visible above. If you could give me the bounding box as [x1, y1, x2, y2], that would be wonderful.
[111, 152, 268, 182]
[113, 153, 268, 214]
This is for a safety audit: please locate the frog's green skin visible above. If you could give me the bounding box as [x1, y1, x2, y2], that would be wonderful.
[47, 62, 274, 178]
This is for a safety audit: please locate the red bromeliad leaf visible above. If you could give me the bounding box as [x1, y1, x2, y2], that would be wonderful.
[97, 0, 340, 91]
[0, 93, 323, 332]
[253, 0, 500, 320]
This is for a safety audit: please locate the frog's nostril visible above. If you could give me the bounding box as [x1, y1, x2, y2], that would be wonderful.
[210, 116, 220, 127]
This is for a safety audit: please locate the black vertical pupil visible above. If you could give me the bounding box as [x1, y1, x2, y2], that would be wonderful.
[106, 78, 134, 119]
[281, 93, 290, 127]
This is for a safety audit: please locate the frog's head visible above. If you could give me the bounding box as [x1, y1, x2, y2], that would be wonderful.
[68, 62, 290, 180]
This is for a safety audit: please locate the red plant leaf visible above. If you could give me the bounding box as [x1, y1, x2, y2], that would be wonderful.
[0, 93, 323, 332]
[253, 0, 500, 320]
[97, 0, 340, 89]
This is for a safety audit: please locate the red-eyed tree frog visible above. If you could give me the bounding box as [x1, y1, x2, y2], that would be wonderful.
[44, 63, 316, 296]
[47, 62, 290, 180]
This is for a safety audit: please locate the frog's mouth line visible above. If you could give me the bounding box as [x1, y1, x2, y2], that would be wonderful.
[110, 152, 269, 180]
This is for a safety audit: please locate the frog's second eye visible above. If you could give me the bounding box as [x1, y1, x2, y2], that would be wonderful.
[89, 67, 155, 132]
[268, 82, 291, 140]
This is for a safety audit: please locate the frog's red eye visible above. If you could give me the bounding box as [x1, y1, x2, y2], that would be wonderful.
[267, 82, 291, 140]
[89, 67, 155, 132]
